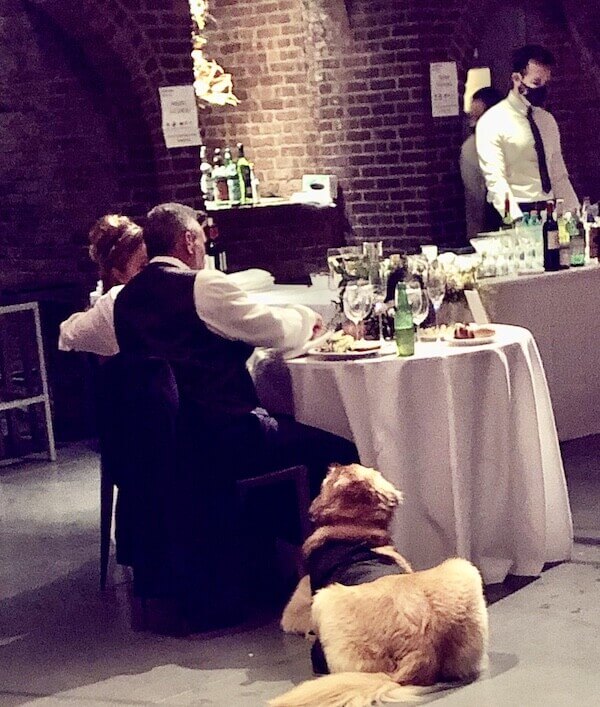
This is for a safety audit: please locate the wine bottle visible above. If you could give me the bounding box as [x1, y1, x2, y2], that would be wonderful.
[555, 199, 570, 270]
[212, 148, 229, 203]
[206, 217, 227, 272]
[501, 192, 513, 230]
[224, 146, 241, 205]
[199, 145, 214, 203]
[543, 201, 560, 272]
[394, 283, 414, 357]
[236, 143, 254, 204]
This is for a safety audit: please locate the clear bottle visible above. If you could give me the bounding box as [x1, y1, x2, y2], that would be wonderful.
[394, 283, 414, 357]
[224, 146, 241, 205]
[200, 145, 214, 203]
[543, 201, 560, 272]
[236, 142, 255, 205]
[568, 212, 585, 267]
[212, 148, 229, 203]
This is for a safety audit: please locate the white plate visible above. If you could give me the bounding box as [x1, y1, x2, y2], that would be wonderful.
[443, 332, 496, 346]
[306, 347, 380, 360]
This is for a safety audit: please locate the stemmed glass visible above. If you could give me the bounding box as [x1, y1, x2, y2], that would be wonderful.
[369, 261, 389, 344]
[405, 279, 429, 337]
[343, 281, 374, 341]
[424, 261, 446, 339]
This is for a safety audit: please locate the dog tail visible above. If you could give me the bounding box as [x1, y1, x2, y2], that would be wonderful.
[268, 672, 430, 706]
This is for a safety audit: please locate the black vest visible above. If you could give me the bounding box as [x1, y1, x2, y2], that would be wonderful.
[113, 263, 259, 421]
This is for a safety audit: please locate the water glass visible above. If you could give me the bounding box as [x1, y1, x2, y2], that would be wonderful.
[369, 262, 389, 342]
[343, 282, 374, 341]
[326, 248, 343, 290]
[424, 262, 446, 339]
[405, 280, 429, 335]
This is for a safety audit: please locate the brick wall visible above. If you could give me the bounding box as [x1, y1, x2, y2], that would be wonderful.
[1, 0, 600, 297]
[0, 0, 200, 294]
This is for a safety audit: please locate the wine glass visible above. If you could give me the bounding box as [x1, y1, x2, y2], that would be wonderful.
[405, 280, 429, 337]
[369, 261, 389, 343]
[424, 261, 446, 339]
[343, 282, 374, 341]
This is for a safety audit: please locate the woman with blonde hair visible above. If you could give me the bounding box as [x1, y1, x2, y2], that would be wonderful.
[59, 214, 147, 355]
[88, 214, 147, 292]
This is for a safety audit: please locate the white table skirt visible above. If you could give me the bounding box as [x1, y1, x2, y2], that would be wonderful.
[478, 264, 600, 441]
[252, 325, 573, 584]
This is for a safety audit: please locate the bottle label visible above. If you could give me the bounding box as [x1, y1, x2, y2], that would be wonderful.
[238, 165, 253, 200]
[547, 228, 560, 250]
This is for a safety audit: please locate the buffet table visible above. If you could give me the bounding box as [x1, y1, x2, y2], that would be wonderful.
[477, 263, 600, 441]
[253, 325, 573, 584]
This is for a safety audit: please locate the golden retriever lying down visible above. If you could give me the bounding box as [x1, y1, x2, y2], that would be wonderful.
[270, 464, 488, 707]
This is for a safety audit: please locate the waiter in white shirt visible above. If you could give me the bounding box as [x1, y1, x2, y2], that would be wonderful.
[476, 44, 579, 225]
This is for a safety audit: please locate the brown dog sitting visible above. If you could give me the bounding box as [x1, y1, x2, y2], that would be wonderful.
[271, 464, 488, 707]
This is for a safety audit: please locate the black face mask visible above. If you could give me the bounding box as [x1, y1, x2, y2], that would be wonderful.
[521, 81, 548, 107]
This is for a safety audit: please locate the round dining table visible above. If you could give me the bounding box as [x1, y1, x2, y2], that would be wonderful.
[251, 324, 573, 585]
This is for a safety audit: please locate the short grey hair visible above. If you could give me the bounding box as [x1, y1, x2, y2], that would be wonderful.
[144, 203, 206, 259]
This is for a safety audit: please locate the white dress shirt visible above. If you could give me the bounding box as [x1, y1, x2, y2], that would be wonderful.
[476, 91, 578, 220]
[58, 257, 319, 357]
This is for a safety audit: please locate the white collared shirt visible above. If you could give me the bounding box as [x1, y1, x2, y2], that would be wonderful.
[476, 91, 578, 220]
[58, 257, 319, 357]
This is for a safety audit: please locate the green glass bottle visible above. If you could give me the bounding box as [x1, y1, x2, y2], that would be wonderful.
[394, 283, 414, 357]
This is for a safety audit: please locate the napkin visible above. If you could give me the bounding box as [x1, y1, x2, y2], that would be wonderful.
[228, 268, 275, 292]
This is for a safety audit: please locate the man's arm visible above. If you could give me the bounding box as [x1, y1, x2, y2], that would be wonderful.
[476, 113, 523, 221]
[58, 286, 121, 356]
[547, 116, 579, 214]
[194, 270, 321, 352]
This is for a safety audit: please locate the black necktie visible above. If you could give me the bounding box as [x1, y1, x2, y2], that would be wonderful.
[527, 106, 551, 194]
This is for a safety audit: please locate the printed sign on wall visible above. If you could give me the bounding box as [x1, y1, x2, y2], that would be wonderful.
[430, 62, 459, 118]
[159, 85, 202, 148]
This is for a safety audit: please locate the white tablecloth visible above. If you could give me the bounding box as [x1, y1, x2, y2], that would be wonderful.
[254, 325, 573, 584]
[478, 264, 600, 441]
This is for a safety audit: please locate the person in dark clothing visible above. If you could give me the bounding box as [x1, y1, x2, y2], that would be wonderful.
[111, 202, 358, 628]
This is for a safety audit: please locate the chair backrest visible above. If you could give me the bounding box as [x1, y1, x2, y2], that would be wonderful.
[97, 354, 179, 488]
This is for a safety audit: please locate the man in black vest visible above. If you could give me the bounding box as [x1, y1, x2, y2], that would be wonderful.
[113, 202, 358, 628]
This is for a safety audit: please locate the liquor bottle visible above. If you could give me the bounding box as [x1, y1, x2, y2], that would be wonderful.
[543, 201, 560, 272]
[555, 199, 570, 270]
[236, 142, 254, 204]
[199, 145, 214, 203]
[394, 283, 414, 357]
[568, 212, 585, 267]
[212, 148, 229, 203]
[501, 192, 513, 230]
[205, 217, 227, 272]
[223, 146, 241, 205]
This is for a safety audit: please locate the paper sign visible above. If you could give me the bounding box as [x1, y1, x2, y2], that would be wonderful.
[159, 85, 202, 149]
[430, 62, 459, 118]
[465, 289, 491, 324]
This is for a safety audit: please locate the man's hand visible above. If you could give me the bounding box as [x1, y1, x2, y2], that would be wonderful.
[310, 314, 325, 339]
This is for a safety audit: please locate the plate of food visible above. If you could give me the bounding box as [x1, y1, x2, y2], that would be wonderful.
[443, 323, 497, 346]
[419, 324, 450, 342]
[307, 330, 381, 360]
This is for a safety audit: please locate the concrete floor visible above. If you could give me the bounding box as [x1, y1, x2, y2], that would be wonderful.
[1, 439, 599, 706]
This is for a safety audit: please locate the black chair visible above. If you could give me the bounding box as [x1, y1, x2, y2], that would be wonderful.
[97, 354, 312, 604]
